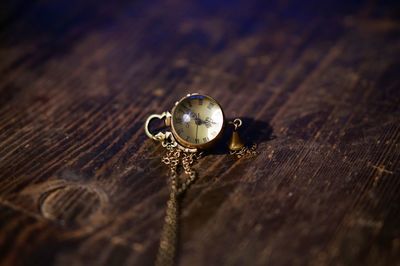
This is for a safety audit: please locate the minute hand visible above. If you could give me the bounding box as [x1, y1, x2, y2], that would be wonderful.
[204, 117, 216, 127]
[196, 113, 200, 139]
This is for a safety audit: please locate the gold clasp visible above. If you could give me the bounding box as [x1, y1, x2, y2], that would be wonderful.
[144, 112, 172, 141]
[229, 118, 242, 131]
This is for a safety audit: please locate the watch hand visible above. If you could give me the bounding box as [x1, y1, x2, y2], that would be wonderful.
[195, 113, 202, 125]
[198, 113, 210, 125]
[202, 117, 216, 127]
[207, 118, 216, 124]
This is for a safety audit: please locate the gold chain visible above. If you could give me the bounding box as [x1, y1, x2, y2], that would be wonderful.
[155, 136, 256, 266]
[155, 143, 202, 266]
[230, 144, 258, 159]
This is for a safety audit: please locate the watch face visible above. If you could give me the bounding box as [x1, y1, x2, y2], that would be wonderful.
[171, 94, 224, 148]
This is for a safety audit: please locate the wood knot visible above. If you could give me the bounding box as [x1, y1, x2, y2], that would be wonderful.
[39, 183, 109, 231]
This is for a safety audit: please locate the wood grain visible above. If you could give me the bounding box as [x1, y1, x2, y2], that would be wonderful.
[0, 0, 399, 265]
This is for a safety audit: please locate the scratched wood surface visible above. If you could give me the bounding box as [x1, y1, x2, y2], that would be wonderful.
[0, 0, 399, 265]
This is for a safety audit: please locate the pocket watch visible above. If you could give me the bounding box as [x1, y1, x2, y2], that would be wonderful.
[144, 93, 256, 266]
[145, 93, 226, 152]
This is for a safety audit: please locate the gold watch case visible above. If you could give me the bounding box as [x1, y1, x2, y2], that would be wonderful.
[169, 93, 225, 150]
[145, 93, 226, 152]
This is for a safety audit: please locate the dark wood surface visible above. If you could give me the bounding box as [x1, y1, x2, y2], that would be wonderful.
[0, 0, 399, 265]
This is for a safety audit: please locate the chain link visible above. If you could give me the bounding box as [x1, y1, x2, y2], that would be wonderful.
[230, 143, 258, 159]
[156, 143, 202, 266]
[156, 139, 255, 266]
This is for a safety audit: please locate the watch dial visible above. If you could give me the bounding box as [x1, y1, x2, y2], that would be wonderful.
[172, 95, 224, 146]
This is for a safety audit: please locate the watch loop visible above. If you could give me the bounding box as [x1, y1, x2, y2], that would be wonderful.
[144, 111, 172, 141]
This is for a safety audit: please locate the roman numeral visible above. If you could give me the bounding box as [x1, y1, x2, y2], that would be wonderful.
[202, 137, 209, 142]
[195, 138, 199, 144]
[185, 136, 191, 141]
[207, 103, 215, 110]
[198, 98, 203, 105]
[181, 105, 191, 112]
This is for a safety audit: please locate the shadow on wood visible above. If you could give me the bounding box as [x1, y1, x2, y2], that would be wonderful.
[208, 117, 274, 155]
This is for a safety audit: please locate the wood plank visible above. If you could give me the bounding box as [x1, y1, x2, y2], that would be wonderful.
[0, 0, 399, 265]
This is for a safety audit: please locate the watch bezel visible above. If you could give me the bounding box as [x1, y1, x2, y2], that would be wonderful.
[170, 93, 225, 150]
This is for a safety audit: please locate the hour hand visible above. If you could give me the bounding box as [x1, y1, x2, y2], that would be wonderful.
[204, 117, 216, 128]
[196, 113, 208, 125]
[194, 113, 205, 125]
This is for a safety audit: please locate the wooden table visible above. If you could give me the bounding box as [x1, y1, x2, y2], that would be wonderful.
[0, 1, 399, 265]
